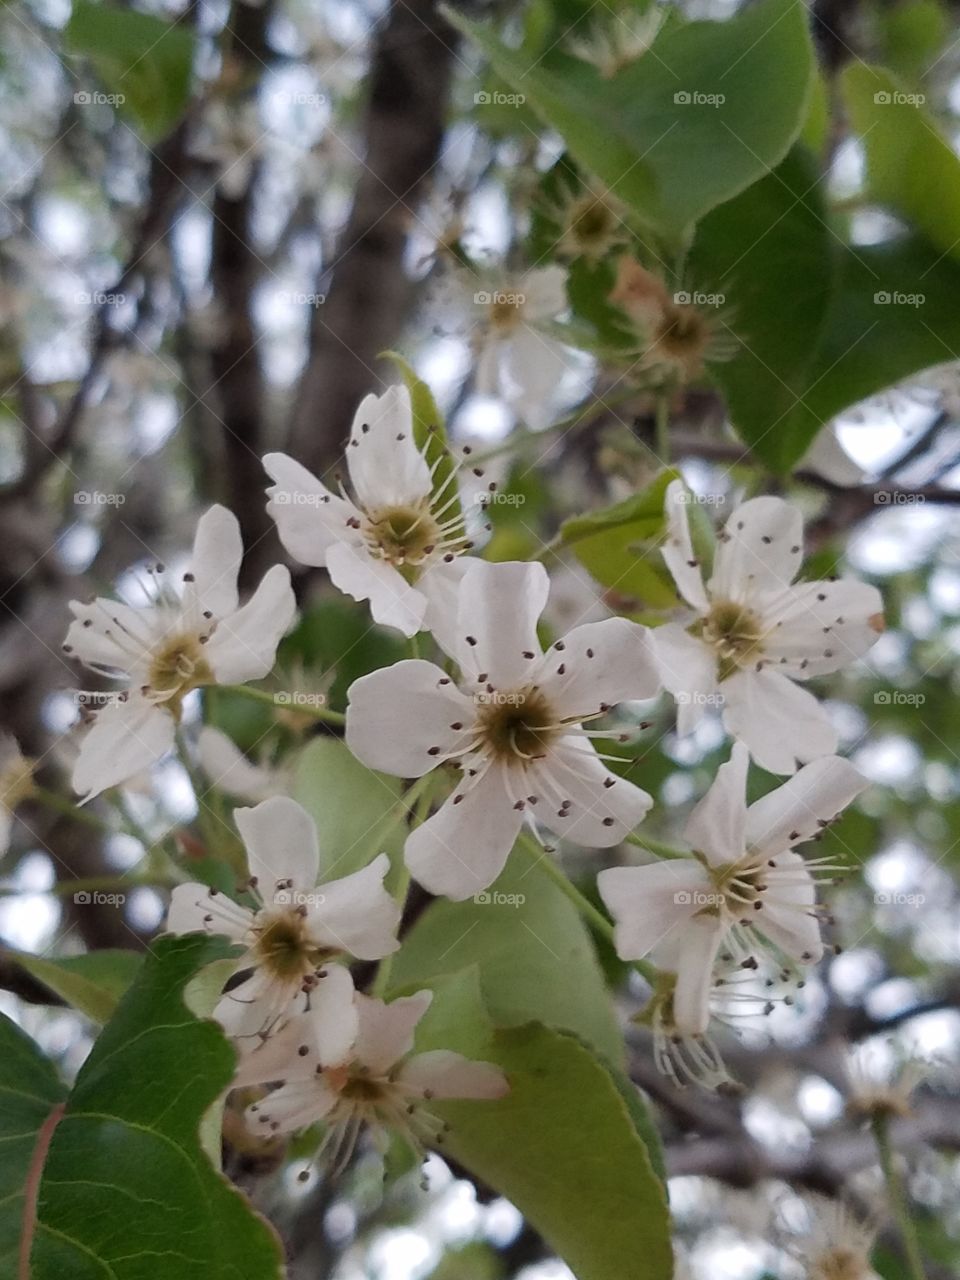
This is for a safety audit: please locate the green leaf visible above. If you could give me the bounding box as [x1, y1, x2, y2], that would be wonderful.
[843, 64, 960, 264]
[878, 0, 949, 87]
[388, 850, 624, 1067]
[381, 352, 461, 526]
[293, 737, 403, 878]
[559, 469, 681, 608]
[438, 1023, 672, 1280]
[28, 935, 284, 1280]
[65, 2, 195, 141]
[0, 1014, 66, 1276]
[449, 0, 812, 245]
[11, 949, 143, 1024]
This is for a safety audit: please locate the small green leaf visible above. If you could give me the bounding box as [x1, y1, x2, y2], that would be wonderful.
[29, 935, 284, 1280]
[293, 737, 403, 878]
[449, 0, 812, 245]
[12, 948, 143, 1024]
[560, 469, 681, 608]
[65, 2, 196, 141]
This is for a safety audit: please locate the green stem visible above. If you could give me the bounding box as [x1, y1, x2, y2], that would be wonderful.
[222, 685, 346, 727]
[371, 779, 434, 999]
[872, 1114, 928, 1280]
[0, 873, 175, 899]
[32, 788, 114, 833]
[517, 833, 658, 981]
[624, 831, 688, 860]
[468, 386, 641, 468]
[654, 392, 671, 464]
[407, 634, 421, 660]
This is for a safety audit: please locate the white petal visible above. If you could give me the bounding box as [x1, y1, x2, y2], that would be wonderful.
[417, 556, 473, 659]
[661, 478, 709, 612]
[532, 737, 652, 847]
[189, 504, 242, 618]
[520, 266, 567, 318]
[165, 882, 251, 940]
[452, 559, 549, 687]
[205, 564, 296, 684]
[501, 327, 569, 429]
[247, 1078, 339, 1134]
[353, 989, 433, 1075]
[598, 861, 712, 962]
[759, 579, 884, 678]
[307, 963, 361, 1067]
[326, 541, 427, 637]
[64, 598, 151, 673]
[800, 425, 866, 486]
[234, 795, 320, 893]
[683, 742, 749, 868]
[263, 451, 361, 567]
[745, 755, 866, 858]
[346, 384, 432, 510]
[197, 726, 279, 801]
[722, 668, 837, 774]
[213, 970, 282, 1044]
[72, 697, 175, 799]
[653, 623, 719, 735]
[399, 1050, 509, 1101]
[535, 617, 660, 718]
[308, 853, 400, 961]
[404, 764, 524, 900]
[756, 850, 823, 962]
[710, 497, 803, 601]
[346, 659, 475, 778]
[235, 966, 359, 1084]
[672, 914, 726, 1036]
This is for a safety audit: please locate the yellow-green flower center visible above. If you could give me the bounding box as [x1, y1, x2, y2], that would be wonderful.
[148, 633, 214, 706]
[364, 502, 441, 568]
[252, 911, 332, 981]
[700, 600, 765, 681]
[476, 688, 560, 763]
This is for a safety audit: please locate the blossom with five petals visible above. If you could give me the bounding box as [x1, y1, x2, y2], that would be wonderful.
[346, 559, 660, 900]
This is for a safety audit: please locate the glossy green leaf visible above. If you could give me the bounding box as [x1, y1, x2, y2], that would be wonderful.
[843, 64, 960, 264]
[293, 737, 403, 878]
[28, 935, 284, 1280]
[449, 0, 812, 245]
[0, 1014, 66, 1278]
[388, 850, 624, 1067]
[12, 949, 143, 1024]
[65, 2, 195, 141]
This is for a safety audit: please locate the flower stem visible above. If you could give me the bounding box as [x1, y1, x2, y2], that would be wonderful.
[0, 873, 175, 899]
[624, 831, 688, 860]
[222, 684, 346, 727]
[32, 787, 114, 832]
[872, 1114, 928, 1280]
[371, 777, 434, 998]
[517, 833, 658, 981]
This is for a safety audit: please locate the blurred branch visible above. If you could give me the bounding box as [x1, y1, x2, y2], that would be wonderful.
[288, 0, 460, 476]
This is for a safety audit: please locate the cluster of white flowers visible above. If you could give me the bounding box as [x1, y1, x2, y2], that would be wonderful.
[59, 380, 884, 1166]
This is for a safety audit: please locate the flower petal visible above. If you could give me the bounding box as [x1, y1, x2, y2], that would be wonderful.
[672, 914, 726, 1036]
[404, 764, 524, 900]
[653, 623, 720, 735]
[451, 559, 549, 686]
[759, 579, 884, 678]
[710, 496, 803, 601]
[165, 881, 251, 940]
[418, 556, 473, 658]
[532, 737, 652, 847]
[72, 697, 175, 799]
[722, 668, 837, 774]
[205, 564, 296, 685]
[247, 1077, 339, 1133]
[308, 853, 400, 961]
[399, 1050, 509, 1101]
[64, 598, 153, 674]
[307, 963, 361, 1067]
[346, 659, 475, 778]
[346, 384, 432, 510]
[234, 795, 320, 893]
[197, 726, 279, 801]
[263, 451, 361, 567]
[683, 742, 749, 867]
[535, 617, 660, 718]
[756, 850, 823, 963]
[189, 504, 242, 619]
[661, 478, 709, 612]
[325, 541, 427, 637]
[353, 989, 433, 1075]
[598, 861, 713, 961]
[745, 755, 866, 858]
[501, 327, 569, 429]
